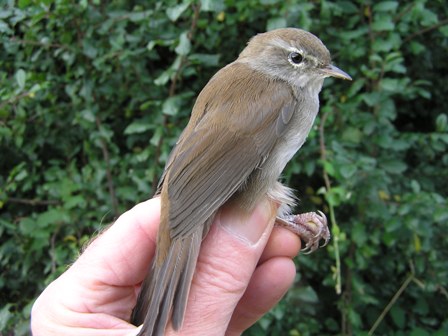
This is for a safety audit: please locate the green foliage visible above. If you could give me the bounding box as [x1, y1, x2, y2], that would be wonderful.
[1, 0, 447, 334]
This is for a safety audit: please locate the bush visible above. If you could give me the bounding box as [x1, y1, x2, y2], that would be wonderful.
[1, 0, 447, 334]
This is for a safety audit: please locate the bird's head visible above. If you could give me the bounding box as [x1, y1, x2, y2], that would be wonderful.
[238, 28, 351, 91]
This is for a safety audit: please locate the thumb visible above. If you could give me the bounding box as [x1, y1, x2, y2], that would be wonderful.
[126, 325, 142, 336]
[167, 198, 277, 335]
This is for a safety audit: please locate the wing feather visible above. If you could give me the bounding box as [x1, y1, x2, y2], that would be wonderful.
[161, 62, 297, 239]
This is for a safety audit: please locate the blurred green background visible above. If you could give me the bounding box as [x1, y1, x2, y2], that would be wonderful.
[1, 0, 447, 335]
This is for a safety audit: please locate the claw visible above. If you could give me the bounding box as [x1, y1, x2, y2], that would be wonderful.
[275, 210, 331, 254]
[301, 245, 312, 253]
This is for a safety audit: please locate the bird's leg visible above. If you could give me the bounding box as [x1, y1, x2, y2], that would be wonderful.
[275, 211, 330, 254]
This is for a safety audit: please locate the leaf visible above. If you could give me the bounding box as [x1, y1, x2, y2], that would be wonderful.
[342, 127, 362, 143]
[381, 160, 407, 174]
[0, 20, 12, 33]
[339, 164, 357, 178]
[352, 222, 367, 246]
[390, 305, 406, 328]
[128, 10, 151, 22]
[363, 92, 382, 106]
[304, 160, 315, 176]
[82, 39, 98, 58]
[413, 233, 421, 253]
[325, 186, 348, 207]
[414, 297, 429, 315]
[200, 0, 225, 12]
[154, 69, 172, 86]
[440, 25, 448, 37]
[260, 0, 280, 4]
[348, 308, 362, 328]
[380, 78, 402, 92]
[189, 53, 220, 66]
[266, 17, 287, 31]
[294, 286, 319, 303]
[64, 195, 86, 209]
[15, 69, 26, 90]
[14, 169, 28, 182]
[374, 1, 399, 12]
[347, 78, 365, 98]
[434, 207, 448, 223]
[19, 217, 35, 235]
[0, 304, 12, 330]
[146, 40, 156, 51]
[150, 127, 163, 146]
[322, 160, 336, 177]
[337, 1, 358, 13]
[378, 190, 390, 201]
[36, 209, 62, 228]
[410, 179, 421, 193]
[410, 328, 430, 336]
[372, 17, 395, 31]
[166, 2, 191, 22]
[80, 109, 95, 123]
[436, 114, 447, 132]
[162, 96, 183, 116]
[124, 122, 152, 134]
[175, 31, 191, 56]
[410, 41, 425, 55]
[420, 9, 438, 27]
[0, 10, 12, 19]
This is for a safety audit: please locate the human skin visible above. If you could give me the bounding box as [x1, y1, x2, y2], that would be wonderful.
[31, 197, 301, 335]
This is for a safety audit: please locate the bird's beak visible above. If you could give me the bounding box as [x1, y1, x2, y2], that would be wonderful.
[322, 64, 352, 81]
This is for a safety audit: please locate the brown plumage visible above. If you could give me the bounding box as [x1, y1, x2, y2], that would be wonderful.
[131, 28, 351, 335]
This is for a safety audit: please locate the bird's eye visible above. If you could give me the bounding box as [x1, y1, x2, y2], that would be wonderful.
[289, 52, 303, 64]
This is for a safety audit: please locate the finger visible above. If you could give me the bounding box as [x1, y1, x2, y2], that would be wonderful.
[226, 225, 301, 334]
[126, 325, 143, 336]
[226, 257, 296, 335]
[166, 198, 278, 335]
[72, 198, 161, 287]
[259, 226, 301, 263]
[32, 199, 162, 334]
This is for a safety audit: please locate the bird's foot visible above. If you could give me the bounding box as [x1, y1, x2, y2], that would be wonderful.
[275, 211, 330, 254]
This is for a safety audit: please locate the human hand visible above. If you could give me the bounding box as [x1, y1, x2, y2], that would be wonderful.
[31, 197, 301, 335]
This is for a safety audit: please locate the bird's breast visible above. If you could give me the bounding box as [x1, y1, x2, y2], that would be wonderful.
[266, 94, 319, 178]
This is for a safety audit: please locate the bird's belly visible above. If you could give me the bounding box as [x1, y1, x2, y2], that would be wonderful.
[234, 132, 306, 211]
[267, 106, 318, 178]
[271, 131, 307, 174]
[233, 96, 319, 210]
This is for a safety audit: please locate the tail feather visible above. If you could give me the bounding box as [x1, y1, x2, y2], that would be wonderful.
[171, 231, 201, 329]
[132, 226, 203, 336]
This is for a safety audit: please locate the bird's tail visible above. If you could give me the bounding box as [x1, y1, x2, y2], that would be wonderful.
[131, 226, 203, 336]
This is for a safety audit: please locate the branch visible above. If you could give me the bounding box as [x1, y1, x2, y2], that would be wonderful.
[95, 117, 119, 217]
[437, 284, 448, 301]
[9, 37, 70, 50]
[151, 3, 201, 192]
[7, 197, 61, 206]
[393, 2, 416, 23]
[319, 110, 342, 297]
[368, 260, 426, 335]
[49, 224, 61, 273]
[167, 2, 201, 98]
[403, 18, 448, 44]
[368, 272, 414, 335]
[0, 91, 33, 110]
[319, 111, 332, 191]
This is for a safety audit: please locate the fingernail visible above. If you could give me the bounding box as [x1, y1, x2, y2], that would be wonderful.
[219, 198, 276, 245]
[127, 325, 142, 336]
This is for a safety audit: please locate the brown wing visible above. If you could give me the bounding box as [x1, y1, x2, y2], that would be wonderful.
[161, 62, 296, 239]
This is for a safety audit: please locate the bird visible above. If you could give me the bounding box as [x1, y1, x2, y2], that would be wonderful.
[131, 27, 351, 335]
